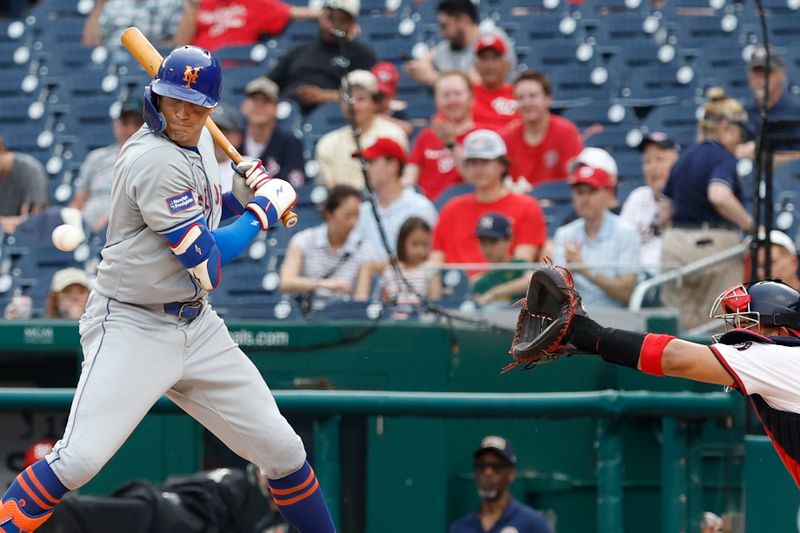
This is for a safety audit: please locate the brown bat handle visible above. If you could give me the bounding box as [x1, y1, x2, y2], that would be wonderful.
[119, 27, 298, 229]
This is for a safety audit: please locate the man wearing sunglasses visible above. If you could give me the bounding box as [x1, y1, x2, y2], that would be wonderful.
[449, 435, 551, 533]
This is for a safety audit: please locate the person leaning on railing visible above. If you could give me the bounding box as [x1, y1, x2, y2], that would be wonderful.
[660, 87, 754, 331]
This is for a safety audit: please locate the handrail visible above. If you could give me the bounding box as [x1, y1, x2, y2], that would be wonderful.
[628, 241, 749, 311]
[0, 388, 738, 418]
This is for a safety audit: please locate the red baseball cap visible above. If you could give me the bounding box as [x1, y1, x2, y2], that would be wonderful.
[24, 440, 57, 468]
[568, 165, 613, 189]
[371, 61, 399, 97]
[476, 34, 507, 56]
[353, 137, 407, 163]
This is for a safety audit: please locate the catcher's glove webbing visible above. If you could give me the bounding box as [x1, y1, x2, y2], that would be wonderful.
[504, 261, 584, 372]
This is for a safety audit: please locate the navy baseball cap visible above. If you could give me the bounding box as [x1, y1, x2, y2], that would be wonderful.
[474, 435, 517, 466]
[638, 131, 679, 152]
[476, 213, 512, 239]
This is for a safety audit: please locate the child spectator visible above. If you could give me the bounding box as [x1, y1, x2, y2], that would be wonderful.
[355, 217, 442, 312]
[371, 62, 413, 137]
[471, 213, 529, 308]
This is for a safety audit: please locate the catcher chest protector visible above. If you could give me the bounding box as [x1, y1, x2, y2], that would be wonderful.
[144, 45, 222, 133]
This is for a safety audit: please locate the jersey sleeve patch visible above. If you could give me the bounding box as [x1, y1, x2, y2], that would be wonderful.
[165, 189, 197, 214]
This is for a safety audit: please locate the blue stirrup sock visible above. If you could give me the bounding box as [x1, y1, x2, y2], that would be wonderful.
[0, 460, 68, 532]
[268, 460, 336, 533]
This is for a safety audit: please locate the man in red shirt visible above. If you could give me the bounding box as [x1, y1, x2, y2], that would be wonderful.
[472, 34, 519, 133]
[403, 71, 477, 201]
[181, 0, 321, 52]
[502, 70, 583, 192]
[431, 129, 546, 267]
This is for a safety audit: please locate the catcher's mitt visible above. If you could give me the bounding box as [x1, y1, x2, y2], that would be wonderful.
[505, 261, 584, 372]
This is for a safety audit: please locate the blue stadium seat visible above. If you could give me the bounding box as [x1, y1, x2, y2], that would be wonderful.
[668, 17, 735, 48]
[215, 44, 268, 67]
[0, 97, 33, 124]
[54, 43, 104, 70]
[530, 180, 572, 205]
[561, 101, 636, 129]
[697, 64, 750, 100]
[523, 39, 587, 70]
[542, 203, 574, 237]
[438, 268, 470, 308]
[642, 102, 698, 132]
[594, 13, 651, 44]
[548, 66, 614, 103]
[307, 299, 385, 320]
[584, 126, 638, 154]
[434, 183, 475, 210]
[622, 65, 698, 105]
[303, 103, 346, 147]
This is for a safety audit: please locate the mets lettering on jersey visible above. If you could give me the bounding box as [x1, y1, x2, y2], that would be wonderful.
[166, 190, 197, 213]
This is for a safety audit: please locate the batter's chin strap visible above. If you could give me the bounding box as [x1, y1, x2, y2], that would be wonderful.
[749, 0, 773, 281]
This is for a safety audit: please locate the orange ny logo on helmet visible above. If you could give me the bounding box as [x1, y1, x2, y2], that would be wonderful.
[183, 66, 201, 88]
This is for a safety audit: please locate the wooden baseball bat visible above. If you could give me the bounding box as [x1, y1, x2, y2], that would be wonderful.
[119, 27, 298, 228]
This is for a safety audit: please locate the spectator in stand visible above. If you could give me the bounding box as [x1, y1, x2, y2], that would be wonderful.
[315, 70, 408, 189]
[619, 132, 680, 275]
[566, 147, 620, 213]
[176, 0, 321, 52]
[45, 268, 92, 320]
[354, 217, 442, 313]
[755, 230, 800, 290]
[210, 103, 245, 193]
[82, 0, 188, 50]
[737, 46, 800, 162]
[502, 70, 582, 192]
[402, 71, 476, 202]
[352, 137, 437, 259]
[3, 268, 91, 320]
[471, 213, 529, 308]
[472, 34, 519, 132]
[553, 165, 641, 310]
[0, 134, 47, 234]
[70, 97, 145, 231]
[404, 0, 515, 87]
[449, 435, 551, 533]
[661, 88, 753, 331]
[268, 0, 376, 115]
[239, 77, 306, 188]
[431, 129, 546, 267]
[279, 185, 379, 313]
[371, 62, 413, 137]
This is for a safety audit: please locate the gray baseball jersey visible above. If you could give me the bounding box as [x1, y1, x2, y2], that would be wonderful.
[94, 126, 222, 305]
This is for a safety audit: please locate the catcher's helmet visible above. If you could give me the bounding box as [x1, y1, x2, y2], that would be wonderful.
[144, 45, 221, 132]
[710, 279, 800, 335]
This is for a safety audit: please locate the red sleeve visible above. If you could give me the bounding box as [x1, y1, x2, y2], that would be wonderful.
[410, 130, 429, 166]
[557, 119, 584, 177]
[514, 197, 547, 246]
[258, 0, 292, 34]
[433, 204, 452, 253]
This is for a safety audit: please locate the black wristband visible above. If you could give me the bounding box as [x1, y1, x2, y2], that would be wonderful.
[568, 315, 644, 370]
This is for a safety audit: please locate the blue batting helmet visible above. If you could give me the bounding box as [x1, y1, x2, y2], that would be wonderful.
[143, 45, 221, 132]
[710, 279, 800, 334]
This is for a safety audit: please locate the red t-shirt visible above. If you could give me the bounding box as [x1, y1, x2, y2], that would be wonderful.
[501, 115, 583, 188]
[193, 0, 292, 51]
[409, 127, 474, 201]
[472, 83, 519, 133]
[432, 192, 547, 264]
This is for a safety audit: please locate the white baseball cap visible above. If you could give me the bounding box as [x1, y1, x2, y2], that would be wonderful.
[760, 229, 798, 256]
[51, 268, 91, 292]
[323, 0, 360, 17]
[341, 69, 378, 94]
[569, 147, 618, 177]
[463, 129, 507, 160]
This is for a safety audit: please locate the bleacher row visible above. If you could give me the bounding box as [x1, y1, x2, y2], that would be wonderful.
[0, 0, 798, 319]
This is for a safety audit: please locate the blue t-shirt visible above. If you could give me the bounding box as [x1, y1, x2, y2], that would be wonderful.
[449, 498, 551, 533]
[745, 91, 800, 149]
[663, 140, 741, 227]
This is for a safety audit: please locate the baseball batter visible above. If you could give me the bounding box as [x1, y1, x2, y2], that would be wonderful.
[0, 46, 335, 533]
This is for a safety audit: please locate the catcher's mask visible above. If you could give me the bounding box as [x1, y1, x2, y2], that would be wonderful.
[709, 279, 800, 340]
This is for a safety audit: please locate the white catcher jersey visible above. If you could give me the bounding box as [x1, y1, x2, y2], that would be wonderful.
[94, 126, 222, 305]
[711, 340, 800, 413]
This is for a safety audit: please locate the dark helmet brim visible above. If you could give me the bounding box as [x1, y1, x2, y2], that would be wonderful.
[151, 78, 219, 108]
